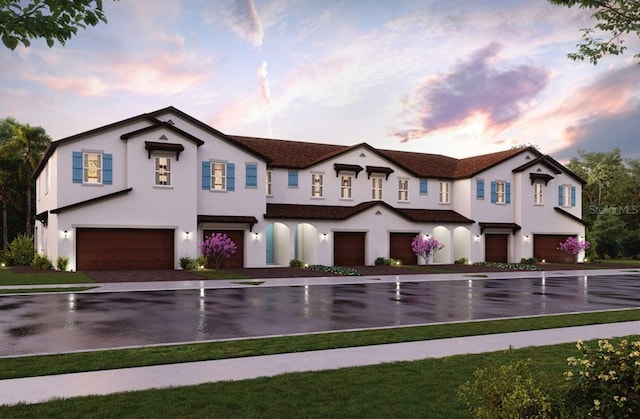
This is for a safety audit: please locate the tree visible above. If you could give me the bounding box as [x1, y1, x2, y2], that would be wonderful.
[549, 0, 640, 64]
[0, 118, 51, 242]
[1, 0, 110, 50]
[411, 234, 444, 264]
[199, 233, 238, 269]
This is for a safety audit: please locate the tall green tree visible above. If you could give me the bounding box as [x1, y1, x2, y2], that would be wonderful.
[549, 0, 640, 64]
[1, 0, 110, 50]
[0, 118, 50, 244]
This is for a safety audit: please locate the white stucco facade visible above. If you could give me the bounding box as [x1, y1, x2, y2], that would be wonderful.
[33, 107, 586, 271]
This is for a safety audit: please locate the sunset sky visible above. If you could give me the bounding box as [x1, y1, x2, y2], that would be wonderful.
[1, 0, 639, 161]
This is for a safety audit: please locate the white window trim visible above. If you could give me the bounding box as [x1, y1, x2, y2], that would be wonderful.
[340, 173, 353, 200]
[154, 155, 172, 188]
[398, 178, 409, 203]
[83, 151, 103, 185]
[496, 180, 506, 205]
[266, 170, 272, 197]
[311, 172, 324, 199]
[371, 175, 383, 200]
[211, 161, 227, 191]
[562, 184, 572, 207]
[534, 181, 543, 205]
[439, 181, 449, 204]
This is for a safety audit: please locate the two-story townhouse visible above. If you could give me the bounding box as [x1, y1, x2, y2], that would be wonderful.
[33, 106, 586, 271]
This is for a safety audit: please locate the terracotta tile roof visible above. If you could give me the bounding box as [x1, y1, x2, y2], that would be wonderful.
[265, 202, 474, 224]
[233, 135, 541, 180]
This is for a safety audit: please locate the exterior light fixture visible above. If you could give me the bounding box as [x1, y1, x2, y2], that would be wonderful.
[474, 235, 481, 242]
[64, 230, 68, 238]
[253, 232, 260, 240]
[524, 235, 530, 242]
[185, 231, 191, 239]
[321, 233, 328, 241]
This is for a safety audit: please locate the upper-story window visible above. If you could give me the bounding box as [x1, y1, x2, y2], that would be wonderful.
[266, 170, 272, 196]
[288, 170, 298, 188]
[73, 151, 112, 185]
[559, 184, 576, 207]
[398, 178, 409, 202]
[245, 163, 257, 188]
[419, 179, 428, 195]
[439, 181, 449, 204]
[155, 156, 171, 186]
[201, 161, 234, 191]
[340, 174, 352, 199]
[491, 180, 511, 204]
[476, 179, 484, 200]
[534, 182, 543, 205]
[372, 176, 383, 200]
[311, 173, 324, 198]
[212, 162, 226, 190]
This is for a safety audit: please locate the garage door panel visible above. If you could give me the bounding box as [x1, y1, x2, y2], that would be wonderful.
[77, 228, 174, 271]
[534, 234, 575, 263]
[390, 233, 418, 265]
[485, 234, 508, 263]
[334, 232, 365, 266]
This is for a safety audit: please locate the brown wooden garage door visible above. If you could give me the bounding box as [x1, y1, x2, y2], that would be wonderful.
[485, 234, 508, 263]
[77, 228, 174, 271]
[203, 230, 244, 268]
[334, 232, 365, 266]
[390, 232, 418, 265]
[534, 234, 575, 263]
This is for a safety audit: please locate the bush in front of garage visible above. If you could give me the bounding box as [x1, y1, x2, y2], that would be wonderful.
[7, 233, 34, 266]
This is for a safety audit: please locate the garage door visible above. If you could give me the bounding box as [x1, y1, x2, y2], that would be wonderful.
[534, 234, 575, 263]
[334, 232, 365, 266]
[485, 234, 508, 263]
[203, 230, 244, 268]
[77, 228, 174, 271]
[389, 232, 418, 265]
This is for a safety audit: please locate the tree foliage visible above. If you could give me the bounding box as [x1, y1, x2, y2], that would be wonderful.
[0, 0, 109, 50]
[549, 0, 640, 64]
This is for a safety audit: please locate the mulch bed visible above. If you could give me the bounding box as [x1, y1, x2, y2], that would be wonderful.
[7, 262, 640, 283]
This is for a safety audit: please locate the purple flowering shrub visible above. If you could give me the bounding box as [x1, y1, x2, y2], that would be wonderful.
[411, 234, 444, 264]
[199, 233, 237, 269]
[557, 237, 590, 258]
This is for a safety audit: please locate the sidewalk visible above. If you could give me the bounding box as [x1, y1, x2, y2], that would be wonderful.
[1, 321, 640, 406]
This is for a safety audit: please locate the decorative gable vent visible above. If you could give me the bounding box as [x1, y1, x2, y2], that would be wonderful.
[166, 119, 175, 125]
[537, 168, 542, 172]
[159, 134, 168, 141]
[525, 155, 531, 160]
[359, 153, 366, 158]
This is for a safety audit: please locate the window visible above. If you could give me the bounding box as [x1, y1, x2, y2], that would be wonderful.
[84, 152, 102, 184]
[311, 173, 323, 198]
[73, 151, 112, 185]
[245, 163, 257, 187]
[398, 178, 409, 202]
[155, 157, 171, 186]
[476, 179, 484, 200]
[559, 184, 576, 207]
[266, 170, 272, 196]
[202, 161, 235, 191]
[288, 170, 298, 188]
[340, 174, 352, 199]
[439, 181, 449, 204]
[490, 181, 511, 204]
[372, 176, 383, 200]
[419, 179, 428, 195]
[534, 182, 543, 205]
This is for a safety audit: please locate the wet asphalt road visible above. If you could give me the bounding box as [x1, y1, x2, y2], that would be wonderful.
[2, 274, 640, 357]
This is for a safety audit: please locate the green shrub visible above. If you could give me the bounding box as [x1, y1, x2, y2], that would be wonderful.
[56, 256, 69, 271]
[519, 257, 539, 264]
[458, 358, 554, 419]
[305, 265, 360, 276]
[32, 253, 53, 270]
[375, 257, 401, 266]
[564, 339, 640, 418]
[179, 257, 194, 270]
[8, 234, 34, 266]
[455, 257, 469, 264]
[374, 257, 385, 265]
[289, 259, 305, 268]
[194, 255, 207, 269]
[0, 250, 7, 266]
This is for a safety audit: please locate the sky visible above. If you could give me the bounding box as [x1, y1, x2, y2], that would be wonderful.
[1, 0, 640, 162]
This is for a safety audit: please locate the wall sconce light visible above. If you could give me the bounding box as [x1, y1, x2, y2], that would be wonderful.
[474, 235, 481, 242]
[321, 233, 328, 241]
[253, 232, 260, 240]
[63, 230, 68, 238]
[524, 235, 530, 242]
[185, 231, 191, 240]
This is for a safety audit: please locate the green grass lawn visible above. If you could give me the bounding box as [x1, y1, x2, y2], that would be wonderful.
[0, 286, 97, 294]
[0, 267, 93, 285]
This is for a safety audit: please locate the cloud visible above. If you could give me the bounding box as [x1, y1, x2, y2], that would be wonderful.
[205, 0, 265, 47]
[393, 42, 550, 142]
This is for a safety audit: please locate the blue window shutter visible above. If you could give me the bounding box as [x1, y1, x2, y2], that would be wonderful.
[419, 179, 428, 194]
[490, 181, 496, 203]
[288, 170, 298, 187]
[227, 163, 235, 191]
[103, 154, 112, 185]
[505, 182, 511, 204]
[266, 224, 274, 264]
[476, 179, 484, 199]
[246, 163, 257, 187]
[72, 151, 83, 183]
[558, 185, 563, 206]
[202, 161, 210, 190]
[570, 186, 576, 207]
